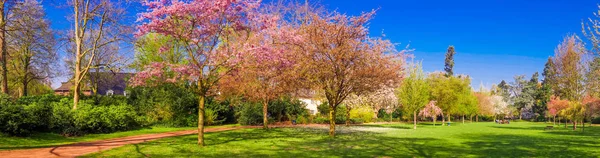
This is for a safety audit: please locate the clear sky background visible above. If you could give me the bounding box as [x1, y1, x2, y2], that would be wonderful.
[42, 0, 600, 89]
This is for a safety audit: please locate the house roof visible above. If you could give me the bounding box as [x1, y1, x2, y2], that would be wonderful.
[55, 82, 73, 91]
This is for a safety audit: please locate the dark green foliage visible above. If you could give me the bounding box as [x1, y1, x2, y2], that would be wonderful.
[236, 97, 309, 125]
[542, 57, 558, 95]
[73, 103, 141, 133]
[235, 102, 263, 125]
[206, 98, 236, 125]
[317, 102, 330, 116]
[268, 96, 309, 122]
[444, 45, 456, 77]
[592, 117, 600, 124]
[127, 84, 198, 126]
[0, 104, 37, 136]
[0, 95, 146, 136]
[313, 117, 329, 124]
[15, 94, 67, 105]
[377, 108, 404, 120]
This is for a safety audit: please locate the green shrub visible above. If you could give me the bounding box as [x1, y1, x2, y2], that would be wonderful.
[269, 97, 309, 122]
[128, 84, 201, 126]
[317, 102, 330, 116]
[592, 117, 600, 124]
[236, 102, 263, 125]
[204, 108, 221, 125]
[24, 102, 53, 132]
[350, 118, 364, 124]
[16, 94, 67, 105]
[297, 115, 308, 124]
[49, 99, 80, 136]
[0, 104, 35, 136]
[73, 103, 141, 133]
[314, 117, 329, 124]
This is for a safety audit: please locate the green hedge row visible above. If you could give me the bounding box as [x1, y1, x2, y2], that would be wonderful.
[0, 95, 144, 136]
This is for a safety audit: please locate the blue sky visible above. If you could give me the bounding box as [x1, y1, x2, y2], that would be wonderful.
[318, 0, 600, 88]
[42, 0, 599, 89]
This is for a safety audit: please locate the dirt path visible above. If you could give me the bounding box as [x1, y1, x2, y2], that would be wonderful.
[0, 125, 311, 158]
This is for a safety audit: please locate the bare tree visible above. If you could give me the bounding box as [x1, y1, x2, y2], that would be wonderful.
[68, 0, 129, 109]
[6, 0, 56, 97]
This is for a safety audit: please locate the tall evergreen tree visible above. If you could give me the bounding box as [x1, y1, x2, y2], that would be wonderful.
[444, 45, 455, 77]
[497, 80, 511, 102]
[542, 57, 558, 95]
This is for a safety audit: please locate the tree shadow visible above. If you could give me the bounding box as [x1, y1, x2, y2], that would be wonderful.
[459, 133, 600, 157]
[354, 124, 411, 130]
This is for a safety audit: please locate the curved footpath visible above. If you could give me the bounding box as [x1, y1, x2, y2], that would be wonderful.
[0, 124, 325, 158]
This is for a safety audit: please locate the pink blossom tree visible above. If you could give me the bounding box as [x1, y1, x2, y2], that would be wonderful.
[419, 101, 443, 126]
[133, 0, 276, 146]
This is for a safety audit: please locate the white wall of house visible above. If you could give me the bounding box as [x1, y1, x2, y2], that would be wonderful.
[299, 98, 321, 115]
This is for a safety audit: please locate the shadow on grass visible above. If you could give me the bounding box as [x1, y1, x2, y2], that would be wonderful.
[87, 125, 600, 158]
[355, 124, 412, 130]
[459, 133, 600, 157]
[108, 127, 469, 158]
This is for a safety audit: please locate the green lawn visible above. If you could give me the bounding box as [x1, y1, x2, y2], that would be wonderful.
[0, 124, 240, 150]
[85, 122, 600, 157]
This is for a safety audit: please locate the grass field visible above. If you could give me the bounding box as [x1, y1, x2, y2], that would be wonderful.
[0, 124, 240, 150]
[83, 122, 600, 158]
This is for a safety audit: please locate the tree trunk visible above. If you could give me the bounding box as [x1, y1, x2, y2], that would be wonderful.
[448, 114, 451, 122]
[0, 2, 7, 95]
[476, 115, 479, 122]
[462, 115, 465, 124]
[73, 79, 81, 109]
[263, 101, 269, 129]
[564, 118, 567, 128]
[389, 113, 392, 122]
[583, 119, 585, 132]
[413, 111, 417, 129]
[345, 107, 350, 126]
[442, 114, 445, 125]
[373, 109, 378, 122]
[198, 94, 206, 146]
[433, 116, 437, 126]
[22, 80, 28, 97]
[329, 105, 336, 137]
[573, 121, 577, 131]
[553, 115, 556, 126]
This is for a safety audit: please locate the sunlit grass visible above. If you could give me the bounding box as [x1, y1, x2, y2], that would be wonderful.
[0, 124, 240, 150]
[84, 122, 600, 157]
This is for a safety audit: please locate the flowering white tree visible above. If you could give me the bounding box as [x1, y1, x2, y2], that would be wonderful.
[490, 95, 511, 119]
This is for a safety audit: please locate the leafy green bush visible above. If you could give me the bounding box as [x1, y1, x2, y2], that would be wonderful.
[350, 118, 364, 124]
[49, 99, 79, 136]
[204, 108, 223, 125]
[24, 102, 53, 132]
[15, 94, 67, 105]
[73, 102, 141, 133]
[127, 84, 199, 126]
[297, 115, 308, 124]
[592, 117, 600, 124]
[314, 117, 329, 124]
[0, 104, 35, 136]
[236, 102, 263, 125]
[317, 102, 330, 116]
[269, 97, 309, 122]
